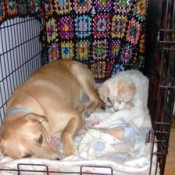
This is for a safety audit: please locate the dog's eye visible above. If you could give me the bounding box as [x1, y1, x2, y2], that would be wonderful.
[22, 153, 32, 158]
[38, 135, 43, 144]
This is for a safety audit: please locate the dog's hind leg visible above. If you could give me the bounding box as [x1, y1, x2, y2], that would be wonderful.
[61, 112, 84, 157]
[75, 102, 85, 113]
[71, 63, 105, 116]
[81, 81, 105, 116]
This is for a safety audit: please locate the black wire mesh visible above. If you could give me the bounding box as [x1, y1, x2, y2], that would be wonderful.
[0, 16, 42, 125]
[0, 164, 113, 175]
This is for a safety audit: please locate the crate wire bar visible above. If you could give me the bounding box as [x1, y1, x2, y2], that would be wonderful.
[156, 29, 175, 173]
[0, 164, 113, 175]
[149, 12, 175, 174]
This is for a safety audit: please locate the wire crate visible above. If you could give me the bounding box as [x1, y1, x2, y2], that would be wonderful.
[0, 0, 175, 175]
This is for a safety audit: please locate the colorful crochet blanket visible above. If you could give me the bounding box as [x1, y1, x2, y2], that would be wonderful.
[0, 0, 44, 22]
[43, 0, 148, 81]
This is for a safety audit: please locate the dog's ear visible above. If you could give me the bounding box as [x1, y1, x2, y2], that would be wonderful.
[118, 79, 135, 102]
[98, 84, 109, 102]
[25, 113, 48, 123]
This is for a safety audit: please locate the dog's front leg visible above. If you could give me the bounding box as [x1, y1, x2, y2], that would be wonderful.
[61, 113, 84, 157]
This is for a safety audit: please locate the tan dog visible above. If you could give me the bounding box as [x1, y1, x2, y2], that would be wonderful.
[0, 60, 104, 160]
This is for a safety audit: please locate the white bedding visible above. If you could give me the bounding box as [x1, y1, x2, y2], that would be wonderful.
[0, 107, 158, 175]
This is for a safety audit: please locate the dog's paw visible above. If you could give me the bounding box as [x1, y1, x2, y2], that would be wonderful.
[76, 103, 85, 113]
[98, 99, 105, 110]
[65, 146, 78, 157]
[83, 108, 93, 117]
[83, 99, 105, 117]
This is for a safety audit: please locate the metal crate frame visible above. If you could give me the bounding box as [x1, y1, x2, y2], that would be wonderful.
[0, 1, 175, 175]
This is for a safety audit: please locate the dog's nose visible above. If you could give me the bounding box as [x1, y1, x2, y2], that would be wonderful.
[55, 157, 60, 160]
